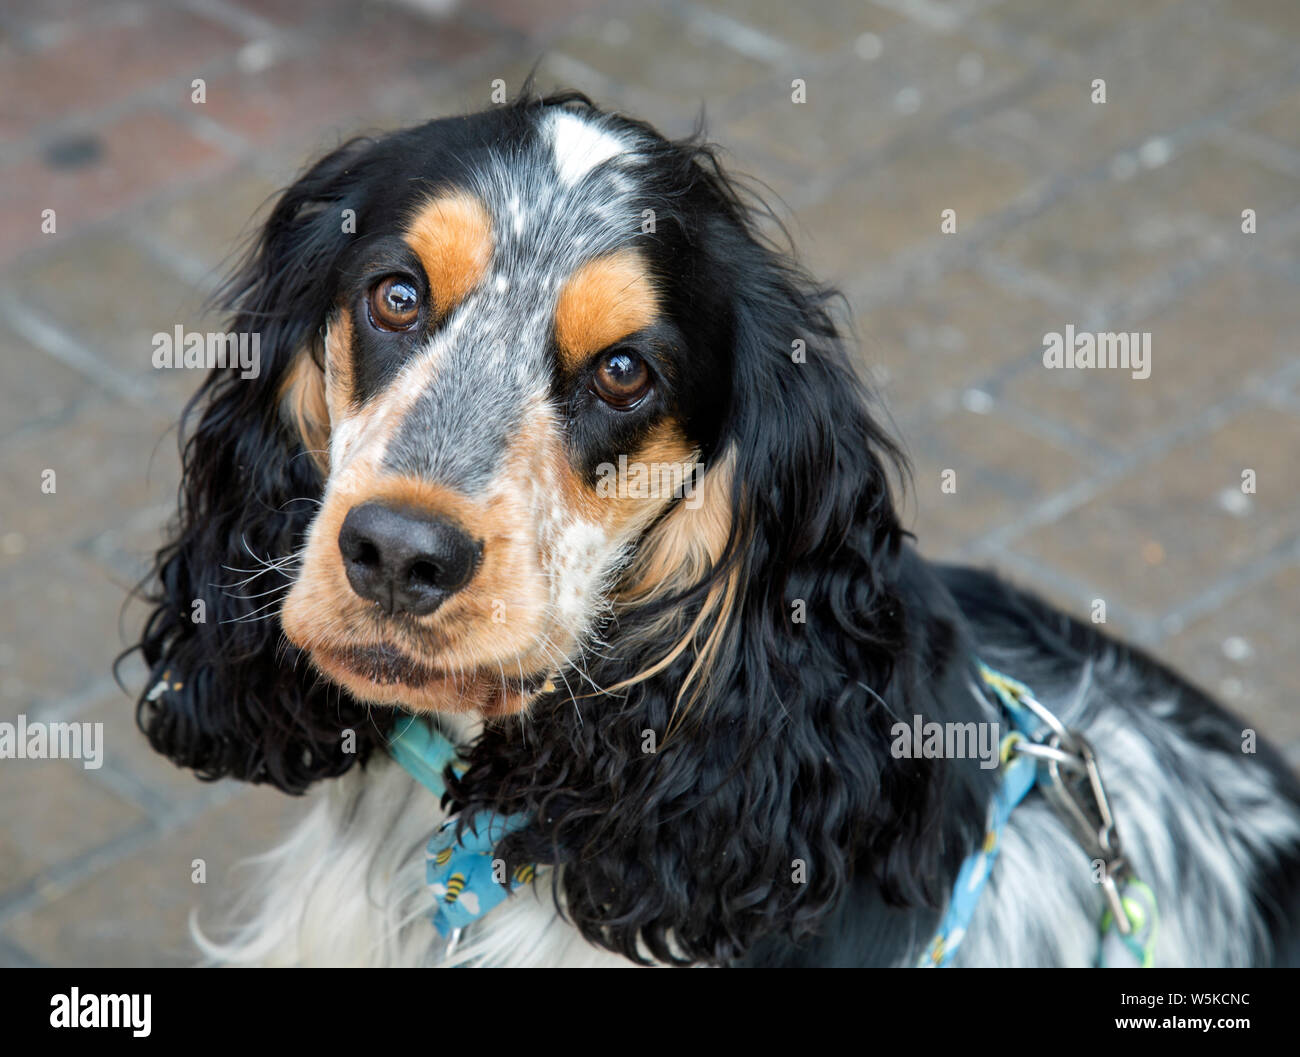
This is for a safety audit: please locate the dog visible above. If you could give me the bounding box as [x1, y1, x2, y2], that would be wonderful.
[130, 90, 1300, 967]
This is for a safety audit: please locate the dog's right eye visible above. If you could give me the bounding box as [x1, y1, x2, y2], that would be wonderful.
[368, 277, 421, 331]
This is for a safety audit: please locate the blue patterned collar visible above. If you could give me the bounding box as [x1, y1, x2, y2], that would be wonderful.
[387, 713, 535, 939]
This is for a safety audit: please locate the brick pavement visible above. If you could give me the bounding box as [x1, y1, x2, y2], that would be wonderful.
[0, 0, 1297, 966]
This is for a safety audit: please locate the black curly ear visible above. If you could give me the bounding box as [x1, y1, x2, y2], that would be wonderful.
[451, 162, 997, 964]
[124, 138, 392, 794]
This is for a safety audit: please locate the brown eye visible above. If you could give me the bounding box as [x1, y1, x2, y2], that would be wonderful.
[592, 349, 650, 408]
[368, 276, 420, 331]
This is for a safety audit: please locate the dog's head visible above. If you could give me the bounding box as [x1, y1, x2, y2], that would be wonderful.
[133, 97, 934, 947]
[269, 99, 741, 718]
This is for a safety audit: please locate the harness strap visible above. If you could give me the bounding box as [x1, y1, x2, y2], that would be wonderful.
[919, 663, 1159, 968]
[917, 666, 1040, 967]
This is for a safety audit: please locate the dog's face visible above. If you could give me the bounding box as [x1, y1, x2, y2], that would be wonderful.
[276, 103, 732, 715]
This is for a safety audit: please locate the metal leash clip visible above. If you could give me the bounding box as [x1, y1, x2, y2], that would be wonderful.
[1006, 695, 1134, 934]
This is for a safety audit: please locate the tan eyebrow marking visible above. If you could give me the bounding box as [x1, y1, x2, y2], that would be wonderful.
[554, 249, 659, 370]
[404, 191, 494, 318]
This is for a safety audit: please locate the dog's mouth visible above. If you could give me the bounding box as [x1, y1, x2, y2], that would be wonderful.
[311, 642, 553, 715]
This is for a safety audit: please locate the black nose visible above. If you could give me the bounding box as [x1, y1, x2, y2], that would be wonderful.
[338, 503, 480, 616]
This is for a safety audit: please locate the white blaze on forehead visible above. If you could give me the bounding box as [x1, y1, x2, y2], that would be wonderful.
[549, 111, 626, 187]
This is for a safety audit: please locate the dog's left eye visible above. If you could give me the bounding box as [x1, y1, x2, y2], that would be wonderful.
[368, 276, 421, 331]
[592, 349, 651, 409]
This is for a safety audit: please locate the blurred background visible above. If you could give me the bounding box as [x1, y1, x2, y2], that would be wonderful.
[1, 0, 1298, 966]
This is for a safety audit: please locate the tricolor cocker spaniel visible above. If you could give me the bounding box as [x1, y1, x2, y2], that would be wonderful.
[131, 92, 1300, 968]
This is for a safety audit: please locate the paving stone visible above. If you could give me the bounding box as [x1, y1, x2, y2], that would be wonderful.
[0, 107, 232, 264]
[8, 232, 215, 405]
[721, 24, 1031, 185]
[474, 0, 615, 35]
[192, 51, 386, 155]
[316, 6, 500, 101]
[1244, 85, 1300, 153]
[958, 6, 1293, 177]
[989, 141, 1297, 313]
[1221, 0, 1300, 38]
[855, 265, 1060, 415]
[195, 10, 496, 156]
[0, 550, 153, 716]
[1001, 269, 1300, 450]
[795, 131, 1036, 287]
[1015, 404, 1300, 619]
[549, 6, 776, 130]
[0, 6, 243, 142]
[976, 0, 1186, 56]
[1159, 563, 1300, 748]
[0, 0, 113, 36]
[1263, 219, 1300, 276]
[699, 0, 903, 57]
[2, 784, 305, 967]
[135, 165, 281, 287]
[372, 54, 580, 131]
[227, 0, 355, 29]
[0, 323, 100, 441]
[0, 396, 178, 576]
[1, 0, 208, 34]
[0, 935, 42, 968]
[905, 404, 1093, 559]
[0, 754, 147, 899]
[75, 684, 223, 817]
